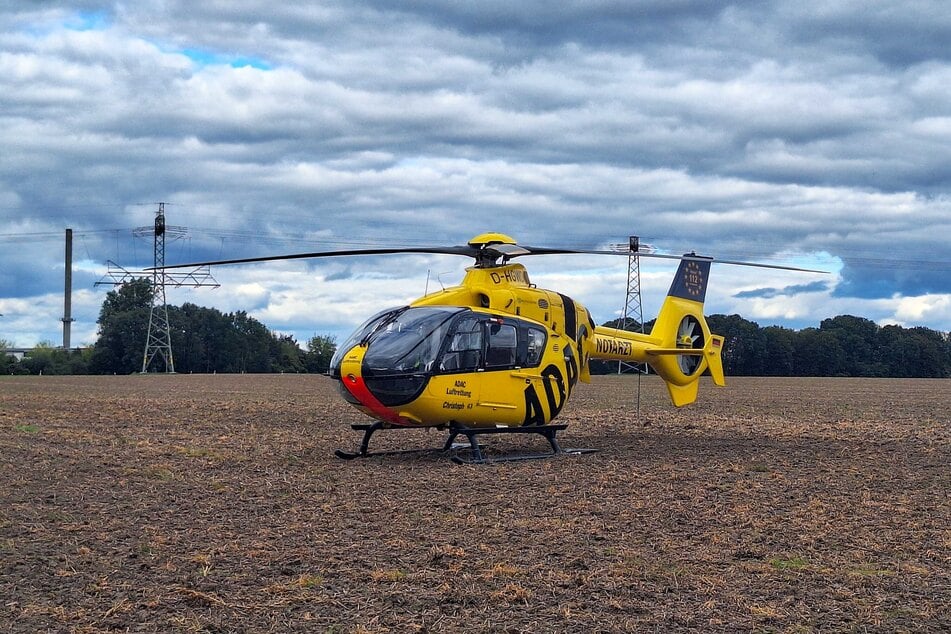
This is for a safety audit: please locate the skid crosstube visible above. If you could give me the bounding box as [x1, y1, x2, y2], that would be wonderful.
[334, 421, 597, 464]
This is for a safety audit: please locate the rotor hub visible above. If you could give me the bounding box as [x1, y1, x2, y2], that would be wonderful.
[467, 232, 517, 249]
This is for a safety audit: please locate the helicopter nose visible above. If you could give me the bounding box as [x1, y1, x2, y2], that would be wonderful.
[338, 345, 406, 425]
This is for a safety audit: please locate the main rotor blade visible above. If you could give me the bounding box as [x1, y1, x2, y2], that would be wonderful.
[152, 245, 478, 270]
[153, 240, 828, 274]
[517, 247, 829, 273]
[701, 256, 828, 273]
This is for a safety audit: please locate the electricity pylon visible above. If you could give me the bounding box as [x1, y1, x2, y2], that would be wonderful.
[139, 204, 178, 372]
[96, 203, 219, 373]
[615, 236, 647, 374]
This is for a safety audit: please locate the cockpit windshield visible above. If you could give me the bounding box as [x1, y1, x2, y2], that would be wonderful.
[362, 307, 464, 374]
[328, 306, 404, 376]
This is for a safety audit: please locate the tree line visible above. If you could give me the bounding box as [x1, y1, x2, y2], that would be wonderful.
[1, 278, 336, 375]
[591, 314, 950, 378]
[2, 280, 949, 377]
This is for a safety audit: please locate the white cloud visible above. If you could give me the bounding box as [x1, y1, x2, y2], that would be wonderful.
[889, 293, 951, 326]
[0, 1, 949, 350]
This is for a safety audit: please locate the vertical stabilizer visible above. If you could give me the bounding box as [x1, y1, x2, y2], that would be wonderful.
[666, 257, 711, 303]
[646, 256, 724, 406]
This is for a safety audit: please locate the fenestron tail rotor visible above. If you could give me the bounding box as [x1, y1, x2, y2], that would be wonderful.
[675, 315, 705, 375]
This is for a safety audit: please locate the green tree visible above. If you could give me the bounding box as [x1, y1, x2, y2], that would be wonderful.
[761, 326, 796, 376]
[819, 315, 884, 376]
[0, 339, 18, 374]
[897, 327, 950, 377]
[168, 304, 295, 373]
[89, 278, 153, 374]
[89, 287, 313, 374]
[706, 314, 768, 375]
[21, 341, 62, 375]
[304, 334, 337, 373]
[230, 311, 275, 373]
[795, 328, 847, 376]
[273, 334, 305, 373]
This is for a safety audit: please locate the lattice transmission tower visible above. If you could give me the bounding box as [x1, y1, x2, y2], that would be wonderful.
[139, 204, 180, 372]
[614, 235, 648, 375]
[96, 203, 219, 373]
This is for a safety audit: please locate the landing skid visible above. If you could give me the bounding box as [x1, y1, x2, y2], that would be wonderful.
[334, 421, 597, 464]
[333, 422, 438, 460]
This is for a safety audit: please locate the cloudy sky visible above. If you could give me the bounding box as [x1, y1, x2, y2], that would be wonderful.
[1, 1, 949, 349]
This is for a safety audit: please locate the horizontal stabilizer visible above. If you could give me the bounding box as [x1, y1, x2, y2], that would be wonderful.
[645, 348, 704, 356]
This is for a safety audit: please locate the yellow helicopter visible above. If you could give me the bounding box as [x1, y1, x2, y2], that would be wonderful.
[161, 232, 820, 463]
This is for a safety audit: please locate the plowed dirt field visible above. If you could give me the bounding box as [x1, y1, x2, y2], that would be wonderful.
[1, 375, 948, 632]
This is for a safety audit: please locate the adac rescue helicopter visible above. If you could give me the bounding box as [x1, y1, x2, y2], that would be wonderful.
[160, 233, 821, 463]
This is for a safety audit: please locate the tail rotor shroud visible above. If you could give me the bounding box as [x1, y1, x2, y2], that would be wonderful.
[676, 315, 705, 376]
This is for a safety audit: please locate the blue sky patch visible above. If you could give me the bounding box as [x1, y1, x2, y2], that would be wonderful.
[182, 48, 273, 70]
[66, 10, 110, 31]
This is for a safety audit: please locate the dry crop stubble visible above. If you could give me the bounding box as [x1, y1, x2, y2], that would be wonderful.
[0, 374, 948, 632]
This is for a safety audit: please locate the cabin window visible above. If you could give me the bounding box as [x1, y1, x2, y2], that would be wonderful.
[359, 306, 463, 406]
[524, 327, 546, 366]
[436, 312, 546, 373]
[486, 322, 517, 368]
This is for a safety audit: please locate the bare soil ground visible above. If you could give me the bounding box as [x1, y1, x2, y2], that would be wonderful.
[1, 374, 948, 633]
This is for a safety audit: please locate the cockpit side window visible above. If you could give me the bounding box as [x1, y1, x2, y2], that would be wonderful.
[439, 316, 483, 372]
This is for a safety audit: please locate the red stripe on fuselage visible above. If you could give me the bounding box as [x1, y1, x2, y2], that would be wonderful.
[341, 373, 408, 425]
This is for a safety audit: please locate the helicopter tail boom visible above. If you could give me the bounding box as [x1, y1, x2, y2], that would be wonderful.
[588, 256, 726, 407]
